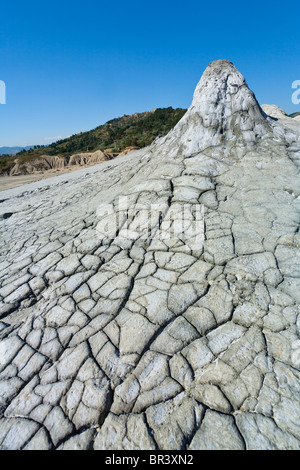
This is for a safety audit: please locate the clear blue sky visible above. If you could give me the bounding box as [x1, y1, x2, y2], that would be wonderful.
[0, 0, 299, 147]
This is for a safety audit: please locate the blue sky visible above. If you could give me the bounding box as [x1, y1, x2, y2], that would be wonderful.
[0, 0, 299, 147]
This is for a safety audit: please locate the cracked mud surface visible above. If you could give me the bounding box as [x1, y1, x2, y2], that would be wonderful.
[0, 60, 300, 450]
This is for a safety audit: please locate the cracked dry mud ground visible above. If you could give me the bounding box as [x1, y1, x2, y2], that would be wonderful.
[0, 60, 300, 450]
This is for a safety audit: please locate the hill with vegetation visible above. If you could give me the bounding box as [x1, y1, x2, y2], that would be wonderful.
[0, 107, 187, 175]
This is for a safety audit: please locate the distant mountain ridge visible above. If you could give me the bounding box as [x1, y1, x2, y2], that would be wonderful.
[0, 146, 34, 155]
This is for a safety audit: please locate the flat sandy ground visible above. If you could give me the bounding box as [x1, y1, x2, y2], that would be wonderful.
[0, 165, 97, 191]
